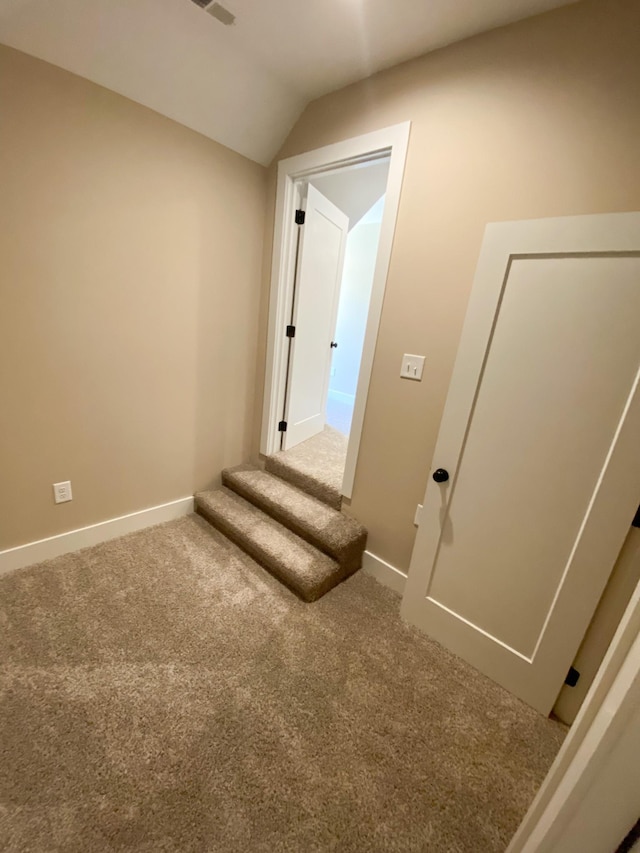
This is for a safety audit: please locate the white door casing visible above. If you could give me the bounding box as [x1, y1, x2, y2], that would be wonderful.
[401, 212, 640, 715]
[260, 122, 411, 497]
[283, 184, 348, 449]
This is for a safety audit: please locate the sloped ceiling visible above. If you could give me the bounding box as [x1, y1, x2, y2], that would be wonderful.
[0, 0, 578, 165]
[311, 160, 390, 231]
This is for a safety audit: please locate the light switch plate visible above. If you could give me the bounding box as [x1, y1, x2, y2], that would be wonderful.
[401, 353, 425, 381]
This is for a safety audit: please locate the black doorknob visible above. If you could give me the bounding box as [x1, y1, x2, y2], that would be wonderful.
[432, 468, 449, 483]
[330, 341, 338, 348]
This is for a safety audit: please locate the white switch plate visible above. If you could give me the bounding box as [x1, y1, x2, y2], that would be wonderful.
[53, 481, 73, 504]
[401, 353, 425, 381]
[414, 503, 424, 526]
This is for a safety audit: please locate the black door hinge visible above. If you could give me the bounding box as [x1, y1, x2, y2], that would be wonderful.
[565, 666, 580, 687]
[632, 505, 640, 528]
[286, 325, 296, 338]
[295, 209, 306, 225]
[278, 420, 287, 432]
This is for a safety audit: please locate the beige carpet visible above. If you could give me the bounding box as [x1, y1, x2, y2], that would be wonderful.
[195, 487, 346, 602]
[221, 464, 366, 575]
[0, 515, 566, 852]
[265, 426, 348, 510]
[193, 464, 367, 601]
[195, 465, 367, 601]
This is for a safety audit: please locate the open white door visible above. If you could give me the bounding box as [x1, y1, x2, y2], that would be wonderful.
[283, 184, 348, 449]
[402, 212, 640, 715]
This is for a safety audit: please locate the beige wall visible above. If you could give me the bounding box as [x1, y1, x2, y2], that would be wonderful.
[257, 0, 640, 570]
[0, 45, 266, 550]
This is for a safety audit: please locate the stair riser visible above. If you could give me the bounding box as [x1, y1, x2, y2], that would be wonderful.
[195, 501, 337, 603]
[222, 470, 365, 573]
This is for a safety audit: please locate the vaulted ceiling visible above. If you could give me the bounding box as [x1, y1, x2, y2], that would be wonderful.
[0, 0, 578, 165]
[311, 160, 390, 231]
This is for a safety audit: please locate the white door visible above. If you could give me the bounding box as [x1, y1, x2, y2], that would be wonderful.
[401, 212, 640, 715]
[283, 184, 349, 449]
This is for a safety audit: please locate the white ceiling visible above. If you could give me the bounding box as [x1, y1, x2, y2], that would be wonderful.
[311, 159, 390, 231]
[0, 0, 578, 165]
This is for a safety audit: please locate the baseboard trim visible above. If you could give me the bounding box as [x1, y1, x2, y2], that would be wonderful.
[0, 496, 194, 577]
[328, 389, 355, 405]
[362, 550, 407, 595]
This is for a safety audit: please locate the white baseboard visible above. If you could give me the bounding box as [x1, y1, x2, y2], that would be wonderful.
[0, 496, 194, 577]
[328, 388, 355, 405]
[362, 549, 407, 595]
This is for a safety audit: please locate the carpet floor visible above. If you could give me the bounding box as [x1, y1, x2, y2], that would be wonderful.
[265, 426, 348, 510]
[0, 515, 566, 853]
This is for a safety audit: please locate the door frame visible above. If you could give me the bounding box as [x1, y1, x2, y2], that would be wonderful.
[402, 211, 640, 714]
[260, 122, 410, 498]
[508, 572, 640, 852]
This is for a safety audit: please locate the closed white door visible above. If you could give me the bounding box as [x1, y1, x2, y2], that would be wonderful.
[401, 213, 640, 715]
[284, 184, 348, 449]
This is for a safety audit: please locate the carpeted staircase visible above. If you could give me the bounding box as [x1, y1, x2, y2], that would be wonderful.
[195, 460, 367, 602]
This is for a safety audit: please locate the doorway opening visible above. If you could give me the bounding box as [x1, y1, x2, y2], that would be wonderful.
[274, 158, 390, 502]
[310, 160, 389, 440]
[260, 123, 410, 502]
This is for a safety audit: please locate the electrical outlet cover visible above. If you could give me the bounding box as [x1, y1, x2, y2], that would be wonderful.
[401, 353, 425, 381]
[53, 481, 73, 504]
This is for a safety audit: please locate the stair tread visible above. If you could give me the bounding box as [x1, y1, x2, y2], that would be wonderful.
[222, 465, 366, 567]
[195, 487, 344, 602]
[264, 453, 342, 510]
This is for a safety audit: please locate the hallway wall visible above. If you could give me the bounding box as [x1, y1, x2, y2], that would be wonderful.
[330, 217, 383, 402]
[255, 0, 640, 571]
[0, 45, 266, 550]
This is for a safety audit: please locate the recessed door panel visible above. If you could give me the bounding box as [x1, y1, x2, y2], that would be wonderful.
[401, 213, 640, 714]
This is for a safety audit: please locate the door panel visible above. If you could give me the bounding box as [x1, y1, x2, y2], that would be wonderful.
[284, 185, 348, 449]
[402, 214, 640, 715]
[430, 257, 640, 656]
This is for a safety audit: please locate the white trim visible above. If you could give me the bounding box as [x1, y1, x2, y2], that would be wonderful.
[0, 496, 194, 576]
[328, 388, 355, 405]
[260, 122, 411, 499]
[362, 549, 407, 595]
[508, 575, 640, 852]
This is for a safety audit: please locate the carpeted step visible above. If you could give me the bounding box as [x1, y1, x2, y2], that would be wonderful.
[265, 452, 342, 510]
[195, 487, 349, 602]
[264, 426, 347, 510]
[222, 464, 367, 575]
